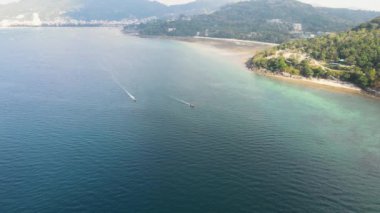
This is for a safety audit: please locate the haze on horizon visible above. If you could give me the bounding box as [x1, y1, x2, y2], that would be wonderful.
[0, 0, 379, 11]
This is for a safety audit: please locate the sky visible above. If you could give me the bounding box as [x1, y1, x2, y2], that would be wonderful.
[155, 0, 193, 5]
[0, 0, 379, 11]
[0, 0, 18, 4]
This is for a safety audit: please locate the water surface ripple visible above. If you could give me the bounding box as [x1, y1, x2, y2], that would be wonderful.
[0, 28, 379, 212]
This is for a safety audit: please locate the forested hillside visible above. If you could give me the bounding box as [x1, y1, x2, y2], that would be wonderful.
[248, 17, 380, 90]
[138, 0, 380, 43]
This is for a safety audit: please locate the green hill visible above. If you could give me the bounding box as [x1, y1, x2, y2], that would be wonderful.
[138, 0, 380, 43]
[248, 17, 380, 91]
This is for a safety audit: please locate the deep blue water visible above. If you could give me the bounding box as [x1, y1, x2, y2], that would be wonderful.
[0, 28, 380, 212]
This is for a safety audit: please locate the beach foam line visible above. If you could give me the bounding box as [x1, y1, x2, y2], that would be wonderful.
[192, 36, 278, 46]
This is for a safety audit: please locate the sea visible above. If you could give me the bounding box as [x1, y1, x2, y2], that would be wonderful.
[0, 28, 379, 212]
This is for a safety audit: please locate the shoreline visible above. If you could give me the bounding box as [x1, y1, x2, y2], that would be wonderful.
[163, 36, 379, 98]
[164, 36, 275, 64]
[251, 68, 363, 93]
[252, 69, 380, 98]
[191, 36, 279, 46]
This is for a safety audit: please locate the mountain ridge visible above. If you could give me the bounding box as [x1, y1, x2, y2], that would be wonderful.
[0, 0, 239, 22]
[138, 0, 380, 43]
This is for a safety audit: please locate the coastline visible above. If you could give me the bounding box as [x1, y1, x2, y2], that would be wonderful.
[164, 36, 378, 97]
[251, 69, 363, 94]
[148, 35, 276, 64]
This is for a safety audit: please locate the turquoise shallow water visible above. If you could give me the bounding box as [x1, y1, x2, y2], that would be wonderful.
[0, 28, 380, 212]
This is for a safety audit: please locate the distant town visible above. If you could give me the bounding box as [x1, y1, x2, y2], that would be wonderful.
[0, 12, 158, 27]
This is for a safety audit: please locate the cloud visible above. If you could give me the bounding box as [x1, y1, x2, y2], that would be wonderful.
[0, 0, 19, 4]
[154, 0, 195, 5]
[300, 0, 380, 11]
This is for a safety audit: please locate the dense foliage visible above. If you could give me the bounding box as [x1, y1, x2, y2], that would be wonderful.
[137, 0, 380, 43]
[249, 18, 380, 89]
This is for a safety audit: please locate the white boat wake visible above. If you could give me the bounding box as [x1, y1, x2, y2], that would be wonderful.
[170, 96, 195, 108]
[104, 67, 136, 102]
[118, 81, 137, 102]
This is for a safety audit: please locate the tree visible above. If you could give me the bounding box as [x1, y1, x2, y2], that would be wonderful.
[346, 55, 356, 65]
[368, 68, 377, 86]
[368, 69, 377, 81]
[313, 67, 325, 78]
[278, 57, 288, 71]
[303, 66, 314, 78]
[300, 60, 314, 77]
[357, 74, 369, 87]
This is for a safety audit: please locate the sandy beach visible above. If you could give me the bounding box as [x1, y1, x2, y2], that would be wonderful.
[171, 36, 372, 96]
[174, 36, 276, 64]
